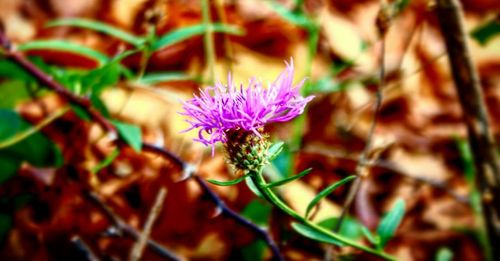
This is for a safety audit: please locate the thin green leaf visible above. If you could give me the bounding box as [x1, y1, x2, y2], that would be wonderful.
[471, 19, 500, 46]
[46, 18, 145, 46]
[91, 148, 120, 174]
[245, 176, 263, 198]
[137, 72, 196, 85]
[152, 23, 244, 50]
[0, 107, 69, 149]
[305, 175, 356, 218]
[112, 120, 142, 152]
[376, 198, 406, 248]
[207, 174, 249, 186]
[0, 154, 21, 183]
[269, 1, 314, 29]
[18, 40, 109, 65]
[317, 216, 363, 240]
[0, 109, 63, 168]
[267, 141, 284, 161]
[435, 247, 454, 261]
[361, 226, 379, 246]
[266, 168, 312, 188]
[291, 222, 344, 246]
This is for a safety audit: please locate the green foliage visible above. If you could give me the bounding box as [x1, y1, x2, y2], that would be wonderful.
[207, 173, 249, 186]
[269, 1, 315, 30]
[46, 18, 145, 46]
[18, 40, 110, 65]
[240, 199, 272, 261]
[471, 19, 500, 46]
[266, 168, 312, 188]
[361, 226, 380, 246]
[112, 120, 142, 152]
[305, 175, 356, 218]
[152, 23, 244, 51]
[91, 148, 120, 174]
[138, 72, 196, 85]
[291, 222, 344, 246]
[435, 247, 454, 261]
[317, 216, 364, 241]
[271, 143, 293, 178]
[241, 199, 272, 227]
[0, 59, 36, 82]
[0, 154, 22, 184]
[245, 176, 263, 198]
[267, 141, 284, 161]
[376, 198, 406, 248]
[0, 109, 63, 183]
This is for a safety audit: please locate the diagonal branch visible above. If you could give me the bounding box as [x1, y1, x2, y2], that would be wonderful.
[0, 29, 283, 261]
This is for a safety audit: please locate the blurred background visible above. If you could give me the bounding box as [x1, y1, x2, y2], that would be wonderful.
[0, 0, 499, 260]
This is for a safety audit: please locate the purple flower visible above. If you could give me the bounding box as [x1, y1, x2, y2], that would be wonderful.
[180, 59, 314, 152]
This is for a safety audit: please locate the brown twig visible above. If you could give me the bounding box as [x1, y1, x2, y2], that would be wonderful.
[0, 28, 283, 261]
[434, 0, 500, 260]
[302, 147, 469, 203]
[71, 235, 100, 261]
[333, 0, 389, 233]
[130, 187, 168, 261]
[87, 191, 181, 261]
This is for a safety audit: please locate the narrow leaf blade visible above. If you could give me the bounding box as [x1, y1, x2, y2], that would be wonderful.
[245, 176, 263, 198]
[207, 174, 248, 186]
[376, 198, 406, 248]
[46, 18, 144, 46]
[291, 222, 344, 246]
[18, 40, 109, 65]
[91, 148, 120, 174]
[267, 141, 284, 161]
[305, 175, 356, 218]
[153, 23, 244, 50]
[361, 226, 378, 246]
[266, 168, 312, 188]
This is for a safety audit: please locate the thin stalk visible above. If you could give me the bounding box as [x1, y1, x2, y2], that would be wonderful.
[0, 106, 70, 149]
[201, 0, 216, 84]
[250, 170, 396, 261]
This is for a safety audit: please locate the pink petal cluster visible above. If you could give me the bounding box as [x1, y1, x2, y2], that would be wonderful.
[181, 60, 314, 150]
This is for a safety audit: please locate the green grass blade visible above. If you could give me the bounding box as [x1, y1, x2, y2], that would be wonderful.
[46, 18, 145, 46]
[138, 72, 196, 85]
[305, 175, 356, 218]
[266, 168, 312, 188]
[18, 40, 109, 66]
[291, 222, 344, 246]
[207, 174, 249, 186]
[152, 23, 244, 51]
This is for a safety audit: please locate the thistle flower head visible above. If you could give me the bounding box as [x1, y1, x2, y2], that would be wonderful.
[181, 59, 313, 147]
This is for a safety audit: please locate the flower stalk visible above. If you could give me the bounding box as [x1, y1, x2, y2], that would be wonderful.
[249, 168, 396, 261]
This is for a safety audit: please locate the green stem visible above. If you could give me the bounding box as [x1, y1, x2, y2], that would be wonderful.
[250, 169, 396, 261]
[201, 0, 216, 84]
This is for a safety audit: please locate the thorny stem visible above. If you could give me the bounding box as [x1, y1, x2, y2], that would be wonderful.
[0, 29, 282, 261]
[249, 169, 396, 261]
